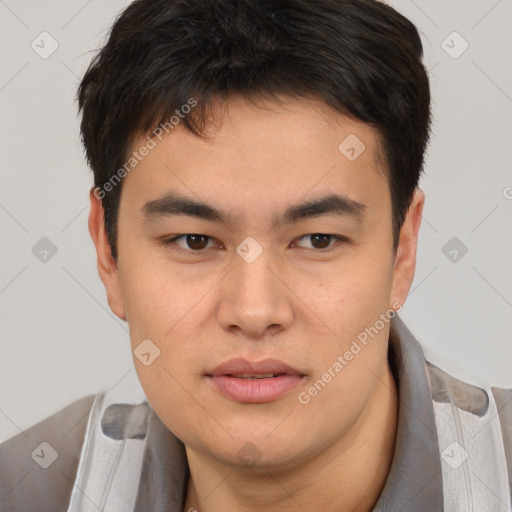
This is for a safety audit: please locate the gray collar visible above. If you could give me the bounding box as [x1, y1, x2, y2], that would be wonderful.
[373, 313, 443, 511]
[133, 313, 443, 512]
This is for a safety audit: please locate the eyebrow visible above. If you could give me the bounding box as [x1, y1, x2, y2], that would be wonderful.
[140, 192, 367, 228]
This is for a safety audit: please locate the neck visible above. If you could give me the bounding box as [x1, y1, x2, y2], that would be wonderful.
[183, 362, 398, 512]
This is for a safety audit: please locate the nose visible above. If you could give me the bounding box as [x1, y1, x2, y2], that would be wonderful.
[217, 246, 294, 339]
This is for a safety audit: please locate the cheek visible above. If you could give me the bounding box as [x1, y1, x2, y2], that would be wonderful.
[293, 266, 394, 434]
[300, 329, 389, 446]
[119, 257, 195, 336]
[296, 257, 394, 340]
[119, 271, 204, 412]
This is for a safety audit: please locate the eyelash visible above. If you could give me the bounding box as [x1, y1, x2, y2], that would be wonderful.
[159, 233, 349, 254]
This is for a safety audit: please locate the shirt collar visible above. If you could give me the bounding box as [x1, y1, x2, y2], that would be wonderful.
[372, 313, 444, 511]
[133, 313, 444, 512]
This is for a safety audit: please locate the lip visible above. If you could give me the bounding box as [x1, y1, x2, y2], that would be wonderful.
[205, 358, 306, 404]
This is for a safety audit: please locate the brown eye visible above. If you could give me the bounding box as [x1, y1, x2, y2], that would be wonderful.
[161, 234, 216, 252]
[310, 234, 331, 249]
[183, 234, 209, 250]
[295, 233, 341, 250]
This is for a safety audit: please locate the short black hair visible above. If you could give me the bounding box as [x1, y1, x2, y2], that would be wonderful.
[78, 0, 431, 262]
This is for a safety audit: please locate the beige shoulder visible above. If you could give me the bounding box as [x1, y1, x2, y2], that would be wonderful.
[491, 386, 512, 494]
[0, 394, 96, 512]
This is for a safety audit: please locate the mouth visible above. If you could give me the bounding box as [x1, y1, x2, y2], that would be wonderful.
[221, 372, 289, 379]
[205, 358, 306, 403]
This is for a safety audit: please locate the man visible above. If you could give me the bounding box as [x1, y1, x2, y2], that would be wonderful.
[1, 0, 511, 511]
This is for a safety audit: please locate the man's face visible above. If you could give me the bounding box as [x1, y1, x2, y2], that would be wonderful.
[91, 94, 419, 470]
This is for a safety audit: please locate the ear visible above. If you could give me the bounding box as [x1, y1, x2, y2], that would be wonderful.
[389, 188, 425, 310]
[88, 187, 127, 321]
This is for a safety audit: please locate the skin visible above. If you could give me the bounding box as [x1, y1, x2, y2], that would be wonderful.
[89, 93, 424, 512]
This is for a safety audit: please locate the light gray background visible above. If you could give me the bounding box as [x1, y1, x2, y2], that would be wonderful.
[1, 0, 511, 443]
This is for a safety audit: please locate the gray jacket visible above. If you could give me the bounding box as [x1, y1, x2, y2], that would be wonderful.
[1, 314, 511, 511]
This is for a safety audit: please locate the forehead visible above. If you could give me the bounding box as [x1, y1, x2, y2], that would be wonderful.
[184, 93, 384, 165]
[120, 94, 389, 224]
